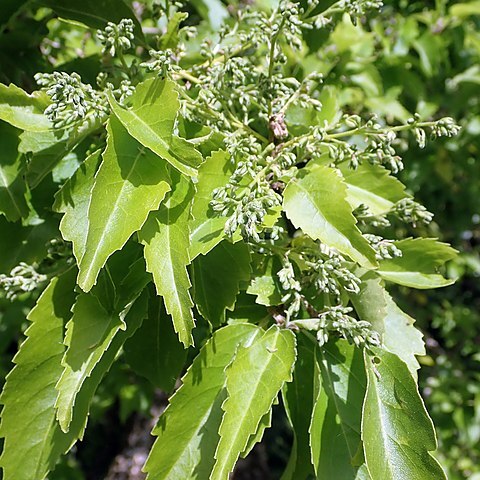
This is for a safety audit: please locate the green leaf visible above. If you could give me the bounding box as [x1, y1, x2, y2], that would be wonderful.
[0, 270, 76, 480]
[21, 116, 100, 189]
[362, 348, 446, 480]
[109, 78, 203, 177]
[0, 278, 143, 480]
[350, 272, 425, 377]
[246, 255, 283, 306]
[285, 103, 318, 135]
[450, 1, 480, 17]
[160, 12, 188, 49]
[317, 85, 341, 127]
[55, 247, 148, 433]
[413, 33, 443, 78]
[88, 243, 145, 313]
[54, 149, 102, 264]
[124, 294, 187, 391]
[378, 238, 457, 289]
[282, 333, 318, 479]
[139, 170, 195, 346]
[341, 162, 409, 216]
[77, 115, 171, 292]
[283, 164, 377, 268]
[382, 294, 425, 377]
[349, 271, 389, 337]
[286, 86, 341, 136]
[0, 122, 29, 221]
[116, 254, 152, 307]
[192, 241, 251, 327]
[0, 271, 138, 479]
[69, 288, 148, 432]
[0, 83, 51, 131]
[144, 323, 262, 480]
[189, 150, 233, 259]
[310, 339, 369, 480]
[55, 292, 126, 432]
[211, 326, 296, 480]
[241, 408, 273, 459]
[226, 291, 271, 327]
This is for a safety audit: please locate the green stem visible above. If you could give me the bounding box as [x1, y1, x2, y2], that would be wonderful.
[280, 120, 438, 150]
[116, 49, 130, 73]
[175, 70, 201, 85]
[180, 90, 268, 143]
[267, 14, 287, 120]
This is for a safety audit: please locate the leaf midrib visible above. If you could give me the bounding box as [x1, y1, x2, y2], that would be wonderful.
[157, 207, 193, 342]
[157, 397, 221, 479]
[366, 364, 395, 480]
[320, 350, 358, 460]
[113, 102, 196, 176]
[56, 311, 121, 429]
[80, 148, 143, 289]
[293, 180, 357, 249]
[213, 330, 284, 478]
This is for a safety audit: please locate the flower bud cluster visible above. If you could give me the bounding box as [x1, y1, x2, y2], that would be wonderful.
[319, 116, 406, 172]
[97, 19, 135, 57]
[364, 234, 402, 260]
[304, 247, 361, 296]
[366, 130, 404, 173]
[408, 115, 460, 147]
[211, 178, 281, 242]
[114, 79, 136, 104]
[141, 49, 180, 77]
[277, 257, 303, 320]
[414, 127, 427, 149]
[227, 192, 278, 241]
[316, 305, 381, 348]
[277, 1, 313, 49]
[193, 57, 262, 127]
[209, 135, 286, 241]
[340, 0, 383, 22]
[274, 150, 297, 171]
[0, 263, 47, 301]
[313, 15, 333, 29]
[36, 72, 108, 128]
[354, 204, 391, 228]
[307, 0, 381, 28]
[393, 198, 434, 227]
[189, 2, 320, 129]
[430, 117, 461, 138]
[327, 142, 359, 168]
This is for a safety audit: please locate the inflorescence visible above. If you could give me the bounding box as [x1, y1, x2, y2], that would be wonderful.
[25, 2, 461, 351]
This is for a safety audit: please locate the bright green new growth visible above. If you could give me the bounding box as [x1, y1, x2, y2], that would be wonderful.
[0, 0, 459, 479]
[77, 115, 171, 291]
[140, 170, 196, 346]
[211, 326, 296, 479]
[283, 164, 378, 268]
[144, 324, 262, 479]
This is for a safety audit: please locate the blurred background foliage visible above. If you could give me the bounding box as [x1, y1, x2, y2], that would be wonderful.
[0, 0, 479, 478]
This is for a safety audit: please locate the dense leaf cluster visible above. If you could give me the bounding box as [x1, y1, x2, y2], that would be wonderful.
[0, 0, 469, 479]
